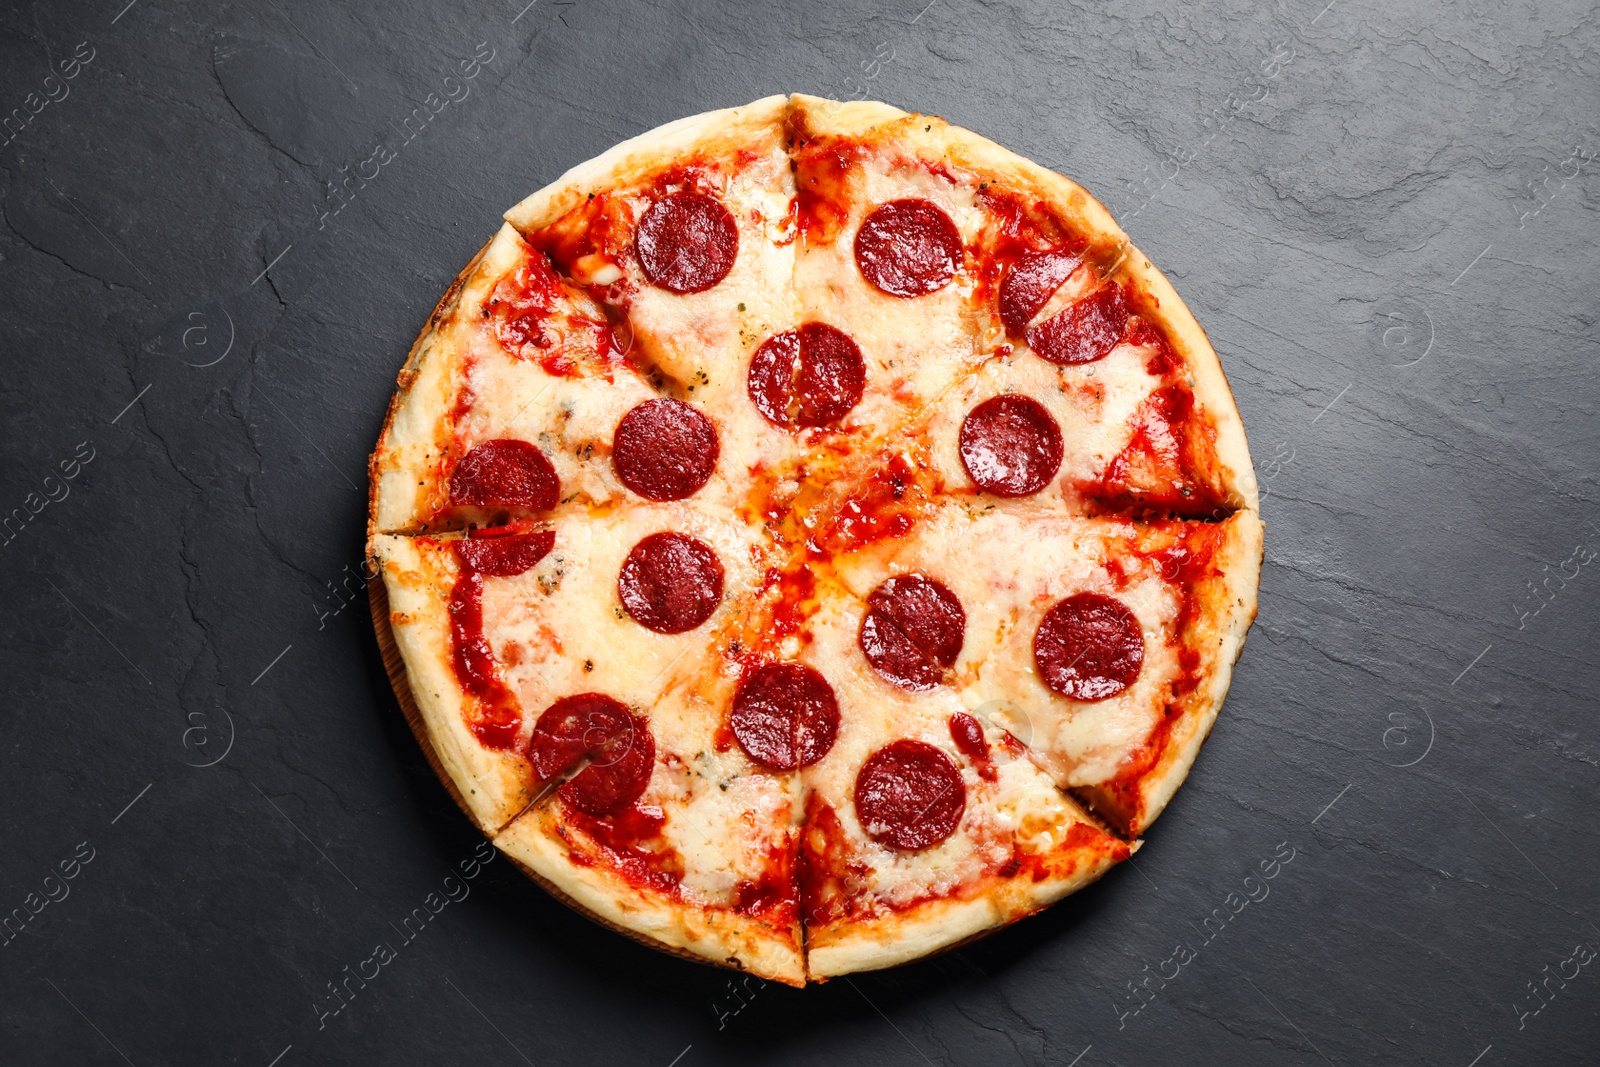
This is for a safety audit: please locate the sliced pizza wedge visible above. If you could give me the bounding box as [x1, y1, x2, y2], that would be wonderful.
[823, 503, 1262, 837]
[787, 93, 1256, 519]
[794, 577, 1131, 978]
[503, 95, 806, 512]
[793, 579, 1132, 979]
[491, 666, 806, 986]
[785, 95, 984, 445]
[371, 493, 786, 830]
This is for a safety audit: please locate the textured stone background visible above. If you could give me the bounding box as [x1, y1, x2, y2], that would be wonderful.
[2, 0, 1597, 1064]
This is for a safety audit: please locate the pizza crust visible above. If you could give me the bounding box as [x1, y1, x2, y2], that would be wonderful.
[806, 835, 1134, 978]
[494, 804, 805, 986]
[369, 575, 484, 827]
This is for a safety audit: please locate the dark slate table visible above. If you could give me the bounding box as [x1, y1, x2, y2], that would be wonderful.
[3, 1, 1596, 1063]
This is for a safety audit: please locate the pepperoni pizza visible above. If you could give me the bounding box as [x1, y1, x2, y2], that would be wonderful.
[368, 95, 1262, 985]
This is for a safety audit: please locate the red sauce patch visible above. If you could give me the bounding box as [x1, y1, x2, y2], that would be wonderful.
[854, 739, 966, 851]
[488, 252, 586, 377]
[612, 398, 719, 501]
[449, 439, 559, 513]
[635, 192, 738, 293]
[528, 694, 656, 816]
[958, 394, 1064, 498]
[1093, 385, 1224, 515]
[859, 574, 965, 692]
[798, 796, 869, 926]
[808, 451, 923, 556]
[766, 563, 819, 647]
[562, 802, 682, 897]
[948, 712, 996, 781]
[1126, 314, 1178, 376]
[792, 138, 867, 244]
[527, 190, 633, 287]
[854, 198, 962, 297]
[445, 565, 521, 749]
[747, 323, 866, 429]
[732, 841, 799, 924]
[1033, 592, 1145, 701]
[617, 531, 725, 634]
[730, 662, 840, 770]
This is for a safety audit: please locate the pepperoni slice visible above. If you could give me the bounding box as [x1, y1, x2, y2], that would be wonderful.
[635, 192, 738, 294]
[453, 528, 555, 577]
[858, 575, 965, 691]
[854, 740, 966, 851]
[958, 395, 1063, 497]
[612, 398, 719, 501]
[729, 662, 840, 770]
[528, 694, 655, 816]
[1028, 284, 1128, 366]
[854, 199, 962, 297]
[747, 323, 865, 429]
[1033, 592, 1145, 701]
[449, 439, 559, 512]
[617, 532, 724, 634]
[998, 247, 1084, 335]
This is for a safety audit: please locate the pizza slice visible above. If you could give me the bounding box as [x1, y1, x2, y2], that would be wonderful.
[794, 576, 1132, 977]
[785, 95, 985, 445]
[787, 93, 1256, 519]
[373, 498, 807, 982]
[823, 503, 1262, 837]
[371, 493, 788, 829]
[491, 660, 806, 986]
[502, 95, 806, 514]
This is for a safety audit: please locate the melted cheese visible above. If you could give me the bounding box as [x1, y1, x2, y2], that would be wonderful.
[797, 581, 1102, 909]
[826, 505, 1184, 788]
[795, 154, 986, 445]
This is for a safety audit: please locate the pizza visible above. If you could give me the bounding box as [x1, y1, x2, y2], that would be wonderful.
[367, 94, 1262, 986]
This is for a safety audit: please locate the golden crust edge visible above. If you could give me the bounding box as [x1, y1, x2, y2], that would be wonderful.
[502, 94, 790, 236]
[494, 810, 806, 987]
[370, 534, 534, 832]
[367, 223, 533, 541]
[805, 837, 1136, 979]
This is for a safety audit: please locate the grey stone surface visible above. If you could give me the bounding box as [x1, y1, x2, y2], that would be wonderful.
[1, 0, 1597, 1063]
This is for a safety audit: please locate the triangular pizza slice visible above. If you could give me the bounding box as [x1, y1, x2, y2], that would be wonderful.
[374, 497, 808, 982]
[503, 95, 806, 519]
[787, 93, 1256, 519]
[823, 502, 1261, 837]
[371, 223, 767, 535]
[793, 576, 1131, 978]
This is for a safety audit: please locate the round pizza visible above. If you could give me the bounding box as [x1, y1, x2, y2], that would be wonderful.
[367, 94, 1262, 986]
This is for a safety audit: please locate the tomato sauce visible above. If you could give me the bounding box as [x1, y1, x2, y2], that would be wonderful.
[562, 802, 684, 898]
